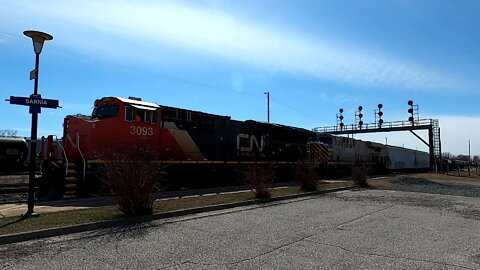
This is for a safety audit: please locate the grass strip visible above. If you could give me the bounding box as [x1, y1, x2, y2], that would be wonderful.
[1, 182, 353, 236]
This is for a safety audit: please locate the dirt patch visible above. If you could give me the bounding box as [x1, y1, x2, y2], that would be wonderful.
[390, 176, 480, 198]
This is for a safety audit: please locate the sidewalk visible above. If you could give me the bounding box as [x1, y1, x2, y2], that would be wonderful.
[0, 197, 116, 218]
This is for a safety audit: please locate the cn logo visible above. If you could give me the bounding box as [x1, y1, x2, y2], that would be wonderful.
[237, 134, 265, 152]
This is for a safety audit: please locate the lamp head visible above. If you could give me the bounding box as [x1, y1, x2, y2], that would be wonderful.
[23, 30, 53, 54]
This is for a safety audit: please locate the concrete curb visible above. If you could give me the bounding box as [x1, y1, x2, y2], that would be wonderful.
[0, 186, 355, 245]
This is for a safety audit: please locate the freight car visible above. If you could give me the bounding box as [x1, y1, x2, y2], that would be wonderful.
[0, 137, 28, 172]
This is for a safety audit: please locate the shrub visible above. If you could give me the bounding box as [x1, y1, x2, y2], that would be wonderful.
[99, 145, 164, 216]
[294, 163, 318, 191]
[352, 166, 368, 187]
[243, 164, 275, 199]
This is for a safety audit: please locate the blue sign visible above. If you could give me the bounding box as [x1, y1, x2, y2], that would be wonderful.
[9, 95, 60, 114]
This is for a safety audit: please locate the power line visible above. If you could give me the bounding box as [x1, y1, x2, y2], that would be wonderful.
[1, 30, 327, 125]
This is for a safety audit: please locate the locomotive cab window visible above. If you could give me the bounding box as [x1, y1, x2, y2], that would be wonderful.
[125, 106, 134, 121]
[92, 105, 119, 119]
[125, 105, 158, 124]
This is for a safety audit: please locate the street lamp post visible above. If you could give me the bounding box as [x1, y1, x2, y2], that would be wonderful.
[23, 30, 53, 217]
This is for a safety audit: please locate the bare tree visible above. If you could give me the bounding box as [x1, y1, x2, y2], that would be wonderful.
[0, 129, 19, 137]
[243, 164, 275, 199]
[456, 154, 469, 161]
[294, 163, 318, 191]
[98, 145, 164, 216]
[442, 152, 454, 159]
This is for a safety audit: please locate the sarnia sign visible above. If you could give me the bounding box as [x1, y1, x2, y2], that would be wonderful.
[25, 98, 48, 105]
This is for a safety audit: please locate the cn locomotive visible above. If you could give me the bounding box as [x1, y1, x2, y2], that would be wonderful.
[37, 96, 429, 198]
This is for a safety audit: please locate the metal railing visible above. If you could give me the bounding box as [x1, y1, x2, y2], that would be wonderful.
[313, 119, 435, 133]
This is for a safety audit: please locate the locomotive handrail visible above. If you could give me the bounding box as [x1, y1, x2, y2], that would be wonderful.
[75, 133, 86, 181]
[313, 119, 434, 133]
[53, 135, 69, 177]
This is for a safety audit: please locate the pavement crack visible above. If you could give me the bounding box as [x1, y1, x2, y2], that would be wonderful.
[177, 233, 317, 267]
[333, 205, 394, 229]
[306, 239, 475, 270]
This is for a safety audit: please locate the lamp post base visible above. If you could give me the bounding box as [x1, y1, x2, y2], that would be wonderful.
[22, 211, 40, 218]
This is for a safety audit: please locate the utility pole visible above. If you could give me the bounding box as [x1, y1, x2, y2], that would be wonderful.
[469, 139, 471, 177]
[264, 91, 270, 123]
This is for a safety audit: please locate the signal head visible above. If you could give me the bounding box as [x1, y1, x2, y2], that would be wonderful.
[339, 108, 344, 113]
[408, 108, 414, 114]
[408, 116, 414, 122]
[379, 119, 384, 124]
[408, 100, 413, 106]
[378, 104, 383, 109]
[359, 121, 364, 126]
[378, 111, 383, 117]
[358, 106, 363, 111]
[339, 115, 344, 120]
[358, 113, 363, 119]
[340, 122, 344, 127]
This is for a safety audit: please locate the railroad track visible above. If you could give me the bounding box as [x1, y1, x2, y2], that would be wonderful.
[0, 183, 29, 194]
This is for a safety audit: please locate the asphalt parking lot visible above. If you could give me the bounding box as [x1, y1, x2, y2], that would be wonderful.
[1, 189, 479, 269]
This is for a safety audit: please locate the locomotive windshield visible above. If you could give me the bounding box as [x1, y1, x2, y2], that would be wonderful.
[92, 105, 119, 119]
[316, 136, 333, 146]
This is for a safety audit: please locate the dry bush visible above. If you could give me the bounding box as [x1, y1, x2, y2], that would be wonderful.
[99, 145, 164, 216]
[352, 166, 368, 187]
[294, 163, 318, 191]
[243, 164, 275, 199]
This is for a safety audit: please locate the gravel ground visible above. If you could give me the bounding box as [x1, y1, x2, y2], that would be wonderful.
[391, 176, 480, 198]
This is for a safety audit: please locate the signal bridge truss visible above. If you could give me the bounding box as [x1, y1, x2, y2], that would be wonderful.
[313, 119, 441, 171]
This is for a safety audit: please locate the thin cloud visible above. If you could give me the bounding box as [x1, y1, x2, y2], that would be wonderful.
[2, 0, 461, 90]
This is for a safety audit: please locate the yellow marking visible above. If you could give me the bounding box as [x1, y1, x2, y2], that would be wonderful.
[65, 184, 79, 189]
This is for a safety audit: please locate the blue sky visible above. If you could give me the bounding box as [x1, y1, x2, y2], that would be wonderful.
[1, 0, 479, 155]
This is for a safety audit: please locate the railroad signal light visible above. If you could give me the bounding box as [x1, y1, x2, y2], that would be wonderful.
[356, 106, 364, 128]
[408, 100, 415, 125]
[337, 108, 345, 130]
[376, 104, 384, 128]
